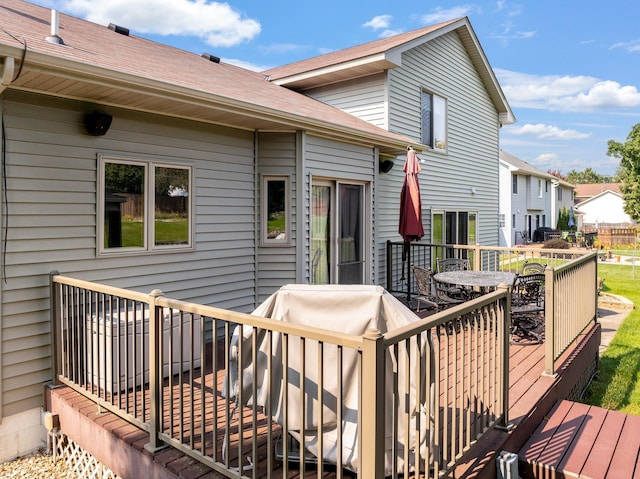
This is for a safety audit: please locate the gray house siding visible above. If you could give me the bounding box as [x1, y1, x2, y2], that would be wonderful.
[1, 91, 257, 417]
[388, 33, 500, 233]
[257, 132, 298, 303]
[304, 73, 388, 130]
[305, 135, 377, 284]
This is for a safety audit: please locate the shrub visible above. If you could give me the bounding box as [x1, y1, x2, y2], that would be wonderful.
[543, 238, 570, 249]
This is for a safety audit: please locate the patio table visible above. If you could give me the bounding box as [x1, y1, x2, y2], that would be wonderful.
[434, 270, 515, 290]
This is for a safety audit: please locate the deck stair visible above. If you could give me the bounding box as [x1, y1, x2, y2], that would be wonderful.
[517, 399, 640, 478]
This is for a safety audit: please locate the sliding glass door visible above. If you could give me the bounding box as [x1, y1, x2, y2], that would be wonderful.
[311, 181, 366, 284]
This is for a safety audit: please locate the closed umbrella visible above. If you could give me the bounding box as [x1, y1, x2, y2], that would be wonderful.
[398, 146, 424, 289]
[568, 206, 575, 228]
[399, 146, 424, 242]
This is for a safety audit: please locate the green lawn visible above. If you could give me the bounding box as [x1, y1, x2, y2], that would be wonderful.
[581, 263, 640, 415]
[108, 219, 188, 247]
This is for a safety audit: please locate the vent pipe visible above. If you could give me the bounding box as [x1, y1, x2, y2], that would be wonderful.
[46, 10, 64, 44]
[201, 53, 220, 63]
[108, 23, 130, 36]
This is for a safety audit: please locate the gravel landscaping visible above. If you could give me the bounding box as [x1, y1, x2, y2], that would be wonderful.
[0, 448, 76, 478]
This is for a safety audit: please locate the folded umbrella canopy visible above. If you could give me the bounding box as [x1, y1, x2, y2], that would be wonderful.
[398, 146, 425, 242]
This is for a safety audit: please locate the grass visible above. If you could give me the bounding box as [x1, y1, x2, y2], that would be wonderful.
[581, 262, 640, 415]
[107, 219, 188, 247]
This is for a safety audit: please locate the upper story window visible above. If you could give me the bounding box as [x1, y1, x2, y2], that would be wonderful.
[421, 90, 446, 151]
[261, 175, 290, 245]
[557, 188, 563, 201]
[538, 179, 543, 198]
[512, 174, 518, 194]
[99, 156, 193, 255]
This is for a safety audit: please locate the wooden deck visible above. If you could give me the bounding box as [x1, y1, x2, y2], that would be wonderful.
[518, 400, 640, 479]
[45, 321, 602, 479]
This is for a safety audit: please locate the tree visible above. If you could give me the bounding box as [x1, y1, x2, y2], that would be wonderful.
[547, 169, 567, 181]
[607, 123, 640, 221]
[566, 167, 612, 184]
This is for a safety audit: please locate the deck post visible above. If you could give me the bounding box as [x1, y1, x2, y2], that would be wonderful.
[360, 329, 385, 478]
[145, 288, 165, 453]
[499, 284, 511, 428]
[49, 271, 62, 385]
[543, 266, 557, 376]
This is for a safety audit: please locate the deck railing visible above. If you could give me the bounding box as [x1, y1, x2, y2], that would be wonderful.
[50, 272, 510, 479]
[386, 243, 599, 375]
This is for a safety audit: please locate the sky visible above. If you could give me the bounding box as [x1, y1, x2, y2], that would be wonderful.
[33, 0, 640, 177]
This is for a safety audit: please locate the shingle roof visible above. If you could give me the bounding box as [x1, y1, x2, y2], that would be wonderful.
[499, 150, 575, 188]
[574, 183, 622, 198]
[0, 0, 415, 152]
[263, 19, 460, 81]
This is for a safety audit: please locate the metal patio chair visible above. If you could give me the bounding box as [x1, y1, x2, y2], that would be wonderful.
[510, 273, 545, 343]
[412, 266, 464, 312]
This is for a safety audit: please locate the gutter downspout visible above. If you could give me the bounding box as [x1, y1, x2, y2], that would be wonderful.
[0, 57, 15, 95]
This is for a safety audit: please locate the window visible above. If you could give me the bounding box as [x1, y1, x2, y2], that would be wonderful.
[512, 174, 518, 194]
[421, 90, 446, 151]
[261, 175, 290, 245]
[557, 188, 563, 201]
[499, 214, 505, 228]
[538, 179, 543, 198]
[99, 156, 192, 254]
[311, 180, 367, 284]
[512, 214, 516, 228]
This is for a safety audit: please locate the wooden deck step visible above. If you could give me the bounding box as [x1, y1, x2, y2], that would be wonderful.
[518, 399, 640, 478]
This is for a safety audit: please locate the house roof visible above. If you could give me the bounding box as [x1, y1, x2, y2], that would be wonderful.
[499, 150, 575, 189]
[0, 0, 415, 155]
[575, 189, 623, 209]
[263, 17, 515, 125]
[574, 183, 622, 198]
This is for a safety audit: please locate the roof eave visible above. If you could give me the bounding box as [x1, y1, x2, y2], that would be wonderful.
[269, 53, 398, 90]
[1, 47, 413, 155]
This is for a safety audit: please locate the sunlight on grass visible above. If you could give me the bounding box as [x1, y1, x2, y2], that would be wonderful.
[582, 263, 640, 415]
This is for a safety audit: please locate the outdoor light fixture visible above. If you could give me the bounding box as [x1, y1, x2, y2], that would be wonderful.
[84, 110, 112, 136]
[379, 159, 394, 173]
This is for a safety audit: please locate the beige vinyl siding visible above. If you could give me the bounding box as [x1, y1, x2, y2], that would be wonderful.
[1, 91, 257, 417]
[304, 73, 388, 130]
[305, 135, 377, 284]
[257, 132, 297, 303]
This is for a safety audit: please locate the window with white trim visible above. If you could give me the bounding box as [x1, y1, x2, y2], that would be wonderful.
[261, 175, 290, 245]
[512, 174, 518, 194]
[99, 156, 193, 254]
[421, 90, 446, 151]
[538, 179, 543, 198]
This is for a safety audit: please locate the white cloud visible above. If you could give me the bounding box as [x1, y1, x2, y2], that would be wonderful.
[496, 69, 640, 112]
[380, 29, 405, 38]
[61, 0, 261, 47]
[223, 58, 273, 73]
[418, 5, 480, 24]
[505, 123, 591, 140]
[610, 40, 640, 53]
[362, 15, 393, 30]
[534, 153, 558, 165]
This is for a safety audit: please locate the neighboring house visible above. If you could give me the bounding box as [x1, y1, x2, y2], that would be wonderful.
[574, 183, 634, 226]
[264, 17, 514, 282]
[499, 151, 575, 246]
[0, 1, 512, 460]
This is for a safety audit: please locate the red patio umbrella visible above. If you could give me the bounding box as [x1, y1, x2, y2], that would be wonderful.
[399, 146, 424, 243]
[398, 146, 424, 286]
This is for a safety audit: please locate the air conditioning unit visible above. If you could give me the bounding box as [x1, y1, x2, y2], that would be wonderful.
[496, 450, 519, 479]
